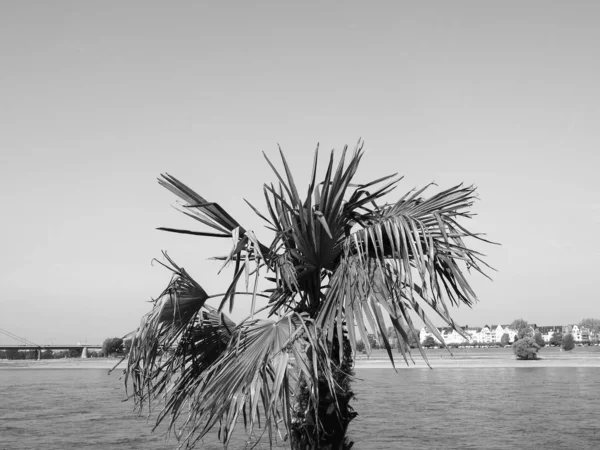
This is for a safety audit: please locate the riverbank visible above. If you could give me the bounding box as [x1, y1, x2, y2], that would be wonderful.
[354, 346, 600, 368]
[2, 347, 599, 370]
[0, 357, 125, 370]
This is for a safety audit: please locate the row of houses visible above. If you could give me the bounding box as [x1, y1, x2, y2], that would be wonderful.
[419, 324, 598, 346]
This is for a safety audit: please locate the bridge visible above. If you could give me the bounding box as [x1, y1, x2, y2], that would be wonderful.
[0, 327, 102, 360]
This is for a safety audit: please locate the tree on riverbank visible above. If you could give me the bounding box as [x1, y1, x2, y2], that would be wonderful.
[125, 144, 493, 449]
[534, 331, 545, 347]
[3, 349, 20, 359]
[562, 333, 575, 351]
[423, 336, 437, 348]
[550, 332, 563, 347]
[102, 337, 124, 356]
[513, 337, 540, 360]
[0, 349, 38, 360]
[511, 319, 534, 339]
[579, 318, 600, 333]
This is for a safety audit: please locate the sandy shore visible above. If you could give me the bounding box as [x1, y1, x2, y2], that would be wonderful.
[354, 347, 600, 369]
[2, 348, 599, 370]
[353, 355, 600, 369]
[0, 357, 126, 370]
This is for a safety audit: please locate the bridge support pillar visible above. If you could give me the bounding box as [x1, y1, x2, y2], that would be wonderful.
[36, 349, 41, 361]
[81, 347, 88, 358]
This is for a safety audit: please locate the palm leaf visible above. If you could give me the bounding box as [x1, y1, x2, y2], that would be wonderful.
[317, 181, 494, 363]
[126, 253, 211, 409]
[172, 314, 336, 449]
[158, 174, 270, 256]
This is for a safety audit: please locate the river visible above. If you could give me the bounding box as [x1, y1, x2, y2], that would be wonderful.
[1, 354, 599, 449]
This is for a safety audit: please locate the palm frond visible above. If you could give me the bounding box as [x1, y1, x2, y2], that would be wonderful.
[262, 142, 398, 296]
[126, 253, 211, 409]
[167, 313, 336, 449]
[159, 174, 241, 235]
[317, 182, 495, 364]
[153, 306, 236, 437]
[157, 175, 271, 315]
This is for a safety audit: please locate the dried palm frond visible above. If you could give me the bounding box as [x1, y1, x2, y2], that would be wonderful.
[143, 312, 335, 449]
[126, 253, 211, 408]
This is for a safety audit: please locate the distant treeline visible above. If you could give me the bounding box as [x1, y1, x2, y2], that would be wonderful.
[0, 337, 133, 360]
[0, 349, 103, 360]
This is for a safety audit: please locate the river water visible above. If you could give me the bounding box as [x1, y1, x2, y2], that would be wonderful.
[1, 362, 599, 449]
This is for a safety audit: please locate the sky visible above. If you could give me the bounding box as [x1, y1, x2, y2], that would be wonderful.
[1, 1, 599, 344]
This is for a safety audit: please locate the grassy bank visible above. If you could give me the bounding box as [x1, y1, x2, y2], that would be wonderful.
[354, 346, 600, 368]
[2, 347, 599, 370]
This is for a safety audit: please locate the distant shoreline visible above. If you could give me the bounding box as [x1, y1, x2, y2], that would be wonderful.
[0, 358, 125, 370]
[354, 346, 600, 368]
[2, 348, 599, 370]
[354, 356, 600, 369]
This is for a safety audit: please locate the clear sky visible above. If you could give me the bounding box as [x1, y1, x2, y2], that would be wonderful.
[1, 1, 599, 344]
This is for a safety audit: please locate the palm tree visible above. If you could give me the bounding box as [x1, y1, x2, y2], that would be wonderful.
[125, 142, 493, 449]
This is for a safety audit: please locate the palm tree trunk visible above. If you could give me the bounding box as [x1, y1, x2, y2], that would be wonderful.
[290, 333, 357, 450]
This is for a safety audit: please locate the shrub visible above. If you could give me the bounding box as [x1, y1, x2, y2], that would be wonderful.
[562, 333, 575, 351]
[549, 332, 562, 347]
[534, 331, 545, 347]
[512, 337, 540, 360]
[422, 336, 436, 348]
[102, 337, 124, 356]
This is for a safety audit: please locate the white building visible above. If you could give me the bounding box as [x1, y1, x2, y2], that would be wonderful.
[564, 324, 583, 341]
[420, 324, 520, 346]
[537, 326, 562, 343]
[489, 324, 518, 344]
